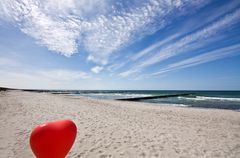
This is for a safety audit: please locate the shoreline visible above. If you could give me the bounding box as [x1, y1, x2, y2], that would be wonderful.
[0, 90, 240, 157]
[66, 93, 240, 112]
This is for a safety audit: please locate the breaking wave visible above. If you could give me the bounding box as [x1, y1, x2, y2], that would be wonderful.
[179, 96, 240, 102]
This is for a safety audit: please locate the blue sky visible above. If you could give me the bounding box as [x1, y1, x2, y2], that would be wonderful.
[0, 0, 240, 90]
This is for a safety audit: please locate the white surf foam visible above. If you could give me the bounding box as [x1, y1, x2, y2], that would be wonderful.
[179, 96, 240, 102]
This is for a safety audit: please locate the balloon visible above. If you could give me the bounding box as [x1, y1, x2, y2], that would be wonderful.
[30, 119, 77, 158]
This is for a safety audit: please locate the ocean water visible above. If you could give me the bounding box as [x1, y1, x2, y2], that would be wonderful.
[54, 90, 240, 110]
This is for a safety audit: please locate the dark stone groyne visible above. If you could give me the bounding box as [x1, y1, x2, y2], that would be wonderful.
[0, 87, 15, 91]
[116, 93, 193, 101]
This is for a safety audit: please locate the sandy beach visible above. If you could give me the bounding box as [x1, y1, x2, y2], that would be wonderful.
[0, 90, 240, 158]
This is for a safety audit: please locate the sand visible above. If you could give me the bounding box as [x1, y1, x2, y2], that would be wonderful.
[0, 90, 240, 158]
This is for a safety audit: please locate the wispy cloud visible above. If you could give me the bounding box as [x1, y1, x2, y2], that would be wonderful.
[0, 68, 91, 89]
[0, 57, 20, 67]
[91, 66, 103, 74]
[151, 44, 240, 76]
[39, 69, 91, 80]
[0, 0, 206, 65]
[108, 33, 180, 74]
[119, 8, 240, 77]
[0, 55, 90, 80]
[130, 33, 181, 61]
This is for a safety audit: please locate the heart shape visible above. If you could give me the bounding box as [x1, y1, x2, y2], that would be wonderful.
[30, 119, 77, 158]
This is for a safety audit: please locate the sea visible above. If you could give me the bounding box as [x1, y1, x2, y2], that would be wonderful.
[49, 90, 240, 111]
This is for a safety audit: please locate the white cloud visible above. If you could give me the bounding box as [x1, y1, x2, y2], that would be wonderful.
[119, 8, 240, 77]
[130, 33, 180, 61]
[0, 0, 206, 65]
[151, 44, 240, 76]
[91, 66, 103, 74]
[111, 33, 180, 74]
[0, 57, 20, 67]
[0, 55, 90, 80]
[0, 68, 91, 89]
[39, 69, 91, 80]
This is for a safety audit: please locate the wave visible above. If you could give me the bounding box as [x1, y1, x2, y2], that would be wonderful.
[179, 96, 240, 102]
[171, 103, 190, 107]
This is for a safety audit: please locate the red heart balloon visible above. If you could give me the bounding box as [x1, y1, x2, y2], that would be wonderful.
[30, 120, 77, 158]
